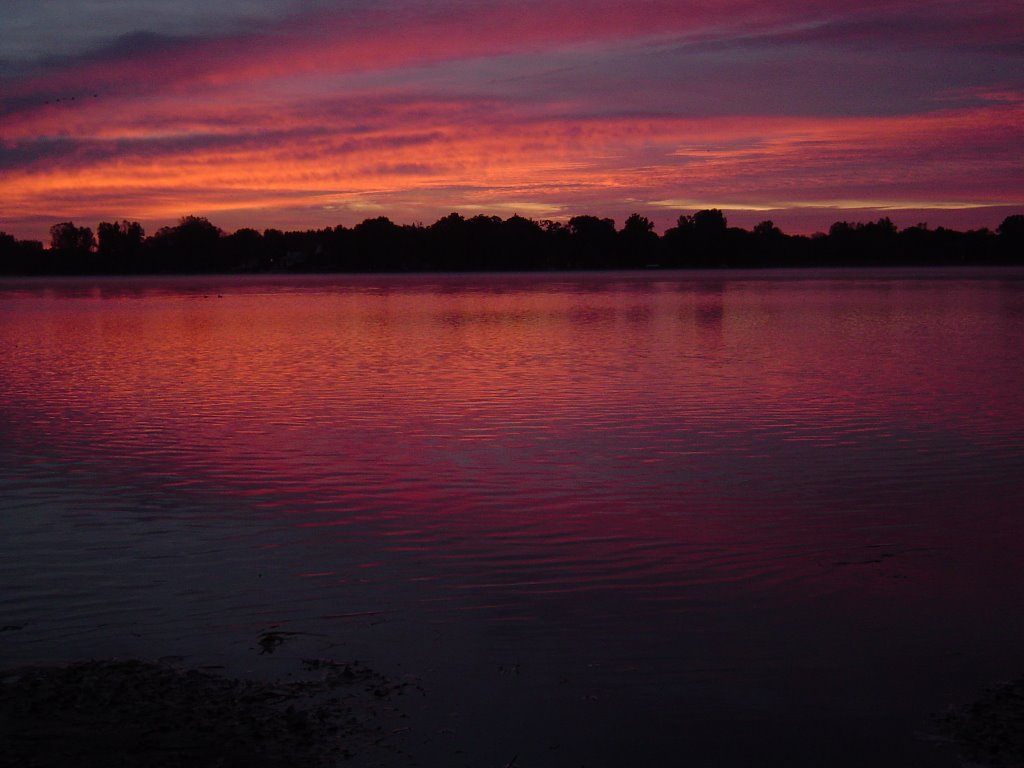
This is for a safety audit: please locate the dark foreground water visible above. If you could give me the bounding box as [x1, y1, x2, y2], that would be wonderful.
[2, 269, 1023, 767]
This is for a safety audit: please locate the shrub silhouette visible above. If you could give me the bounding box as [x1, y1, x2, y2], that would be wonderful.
[1, 209, 1020, 275]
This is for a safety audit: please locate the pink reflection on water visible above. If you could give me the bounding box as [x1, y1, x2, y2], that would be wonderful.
[1, 273, 1022, 619]
[3, 273, 1024, 768]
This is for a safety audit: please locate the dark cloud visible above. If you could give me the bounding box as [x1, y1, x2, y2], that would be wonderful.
[742, 10, 1024, 51]
[0, 138, 79, 170]
[1, 0, 1021, 240]
[70, 31, 191, 64]
[369, 163, 439, 176]
[0, 125, 454, 175]
[1, 32, 197, 113]
[1, 0, 318, 63]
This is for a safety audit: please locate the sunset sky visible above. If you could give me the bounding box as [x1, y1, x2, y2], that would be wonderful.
[2, 0, 1022, 241]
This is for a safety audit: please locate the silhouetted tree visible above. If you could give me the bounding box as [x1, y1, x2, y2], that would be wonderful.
[48, 222, 96, 272]
[568, 215, 616, 268]
[663, 209, 730, 267]
[998, 215, 1024, 239]
[0, 232, 45, 274]
[428, 213, 470, 270]
[462, 215, 502, 270]
[538, 220, 572, 268]
[746, 219, 789, 267]
[660, 215, 691, 268]
[50, 222, 95, 253]
[753, 220, 782, 239]
[221, 228, 269, 272]
[826, 217, 901, 265]
[998, 215, 1024, 260]
[9, 209, 1023, 274]
[501, 215, 546, 270]
[147, 216, 223, 272]
[97, 220, 145, 273]
[351, 217, 411, 271]
[619, 213, 658, 267]
[0, 232, 17, 271]
[692, 209, 728, 238]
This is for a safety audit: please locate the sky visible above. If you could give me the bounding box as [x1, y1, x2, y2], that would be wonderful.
[1, 0, 1022, 241]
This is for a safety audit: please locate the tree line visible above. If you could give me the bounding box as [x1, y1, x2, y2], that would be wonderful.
[1, 210, 1022, 275]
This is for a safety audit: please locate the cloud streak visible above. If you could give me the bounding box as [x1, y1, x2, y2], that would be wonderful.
[1, 0, 1021, 240]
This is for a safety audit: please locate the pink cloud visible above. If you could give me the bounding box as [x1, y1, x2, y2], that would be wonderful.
[3, 94, 1021, 239]
[9, 0, 1017, 104]
[2, 0, 1021, 240]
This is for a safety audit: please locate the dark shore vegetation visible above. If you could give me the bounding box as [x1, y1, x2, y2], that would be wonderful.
[0, 657, 410, 768]
[1, 210, 1022, 275]
[934, 678, 1024, 768]
[3, 656, 1022, 768]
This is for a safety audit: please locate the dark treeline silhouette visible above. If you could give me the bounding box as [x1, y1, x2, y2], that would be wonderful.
[2, 211, 1022, 275]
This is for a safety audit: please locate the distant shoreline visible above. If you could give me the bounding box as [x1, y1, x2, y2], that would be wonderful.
[0, 656, 409, 768]
[3, 210, 1022, 276]
[4, 264, 1024, 282]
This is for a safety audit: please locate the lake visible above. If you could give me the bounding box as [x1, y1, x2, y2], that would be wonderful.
[2, 269, 1023, 766]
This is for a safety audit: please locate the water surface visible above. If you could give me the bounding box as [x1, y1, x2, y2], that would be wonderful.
[2, 270, 1024, 766]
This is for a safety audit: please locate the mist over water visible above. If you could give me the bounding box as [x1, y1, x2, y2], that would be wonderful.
[2, 270, 1023, 766]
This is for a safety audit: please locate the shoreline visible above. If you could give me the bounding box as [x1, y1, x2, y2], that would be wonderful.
[0, 656, 414, 768]
[4, 655, 1023, 767]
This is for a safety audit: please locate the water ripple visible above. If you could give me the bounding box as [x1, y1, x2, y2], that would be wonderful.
[1, 271, 1023, 661]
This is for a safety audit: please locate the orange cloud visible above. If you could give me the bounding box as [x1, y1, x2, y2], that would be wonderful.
[3, 95, 1021, 239]
[3, 0, 1021, 239]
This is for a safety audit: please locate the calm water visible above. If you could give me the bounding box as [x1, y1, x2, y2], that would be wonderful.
[2, 270, 1024, 766]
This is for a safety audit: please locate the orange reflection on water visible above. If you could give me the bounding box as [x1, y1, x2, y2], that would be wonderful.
[2, 273, 1023, 608]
